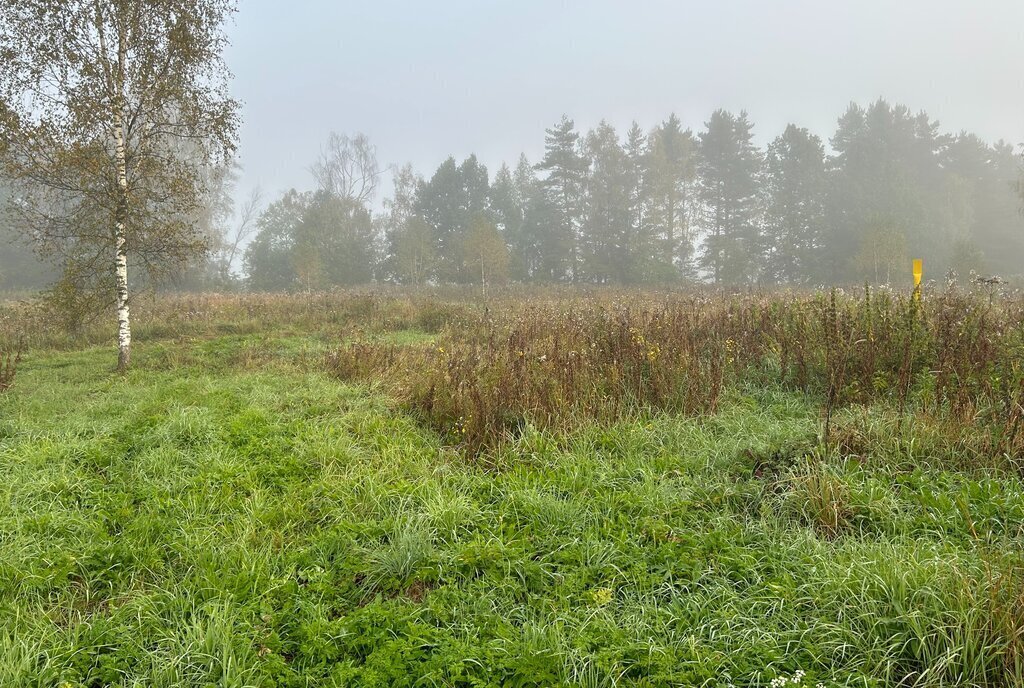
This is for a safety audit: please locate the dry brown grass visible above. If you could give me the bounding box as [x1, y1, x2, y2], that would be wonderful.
[4, 285, 1022, 461]
[326, 287, 1024, 460]
[0, 343, 22, 393]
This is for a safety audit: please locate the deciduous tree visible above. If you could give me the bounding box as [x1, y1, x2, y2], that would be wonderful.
[244, 190, 309, 291]
[462, 213, 509, 297]
[0, 0, 239, 370]
[311, 132, 381, 206]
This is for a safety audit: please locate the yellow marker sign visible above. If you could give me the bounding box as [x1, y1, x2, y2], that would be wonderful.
[912, 259, 922, 302]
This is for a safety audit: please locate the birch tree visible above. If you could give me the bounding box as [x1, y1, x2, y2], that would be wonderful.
[462, 213, 509, 298]
[311, 132, 381, 206]
[211, 185, 264, 284]
[0, 0, 238, 370]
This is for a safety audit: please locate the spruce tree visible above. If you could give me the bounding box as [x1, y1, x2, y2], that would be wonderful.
[942, 134, 1024, 277]
[826, 100, 948, 282]
[581, 121, 631, 283]
[514, 155, 549, 281]
[489, 163, 527, 280]
[623, 122, 652, 281]
[415, 155, 489, 282]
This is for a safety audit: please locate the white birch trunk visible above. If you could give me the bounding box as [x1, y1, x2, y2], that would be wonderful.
[114, 221, 131, 371]
[112, 32, 132, 372]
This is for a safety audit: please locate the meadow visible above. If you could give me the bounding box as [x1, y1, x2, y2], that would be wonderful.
[1, 285, 1023, 687]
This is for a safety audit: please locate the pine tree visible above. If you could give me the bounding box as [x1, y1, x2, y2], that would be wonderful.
[646, 114, 698, 278]
[762, 125, 828, 284]
[697, 110, 763, 284]
[535, 116, 588, 282]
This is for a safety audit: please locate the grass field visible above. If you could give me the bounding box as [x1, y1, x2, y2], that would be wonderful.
[1, 288, 1023, 687]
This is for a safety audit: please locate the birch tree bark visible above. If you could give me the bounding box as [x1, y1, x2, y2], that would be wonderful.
[113, 141, 132, 371]
[110, 19, 132, 371]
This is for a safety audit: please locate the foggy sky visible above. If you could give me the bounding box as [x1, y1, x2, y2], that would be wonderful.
[226, 0, 1024, 203]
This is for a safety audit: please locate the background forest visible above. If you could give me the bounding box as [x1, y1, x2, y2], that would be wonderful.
[3, 98, 1022, 293]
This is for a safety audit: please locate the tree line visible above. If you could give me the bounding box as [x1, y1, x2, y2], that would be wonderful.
[4, 98, 1023, 296]
[241, 100, 1024, 291]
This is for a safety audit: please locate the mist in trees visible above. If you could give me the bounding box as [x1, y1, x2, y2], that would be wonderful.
[5, 92, 1024, 298]
[698, 110, 762, 285]
[0, 181, 57, 290]
[240, 98, 1023, 292]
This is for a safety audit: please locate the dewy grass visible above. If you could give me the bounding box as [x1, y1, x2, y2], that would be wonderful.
[1, 288, 1023, 686]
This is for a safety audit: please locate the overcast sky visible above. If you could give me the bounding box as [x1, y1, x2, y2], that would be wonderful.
[225, 0, 1024, 204]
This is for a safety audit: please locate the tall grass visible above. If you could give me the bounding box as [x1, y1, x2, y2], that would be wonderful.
[327, 287, 1024, 461]
[328, 298, 728, 455]
[0, 288, 478, 350]
[7, 284, 1018, 460]
[0, 340, 22, 392]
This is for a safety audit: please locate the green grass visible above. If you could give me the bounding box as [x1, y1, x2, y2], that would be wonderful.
[1, 335, 1023, 687]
